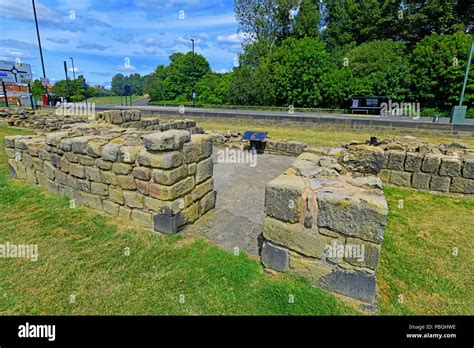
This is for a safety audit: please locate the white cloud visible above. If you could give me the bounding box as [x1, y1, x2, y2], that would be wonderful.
[115, 64, 137, 72]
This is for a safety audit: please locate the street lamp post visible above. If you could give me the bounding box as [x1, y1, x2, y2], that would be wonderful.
[451, 22, 474, 124]
[63, 61, 71, 102]
[32, 0, 49, 105]
[191, 38, 195, 108]
[70, 57, 78, 101]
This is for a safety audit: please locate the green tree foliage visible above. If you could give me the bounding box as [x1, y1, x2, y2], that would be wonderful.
[196, 73, 231, 104]
[30, 79, 45, 100]
[264, 37, 329, 107]
[346, 40, 411, 100]
[111, 73, 145, 96]
[411, 33, 473, 108]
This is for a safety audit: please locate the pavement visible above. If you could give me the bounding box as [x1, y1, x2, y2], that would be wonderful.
[184, 148, 295, 257]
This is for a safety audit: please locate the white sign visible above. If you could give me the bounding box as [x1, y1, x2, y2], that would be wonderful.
[0, 61, 33, 84]
[41, 77, 50, 87]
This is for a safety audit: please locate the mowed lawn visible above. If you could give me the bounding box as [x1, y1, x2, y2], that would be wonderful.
[87, 96, 144, 105]
[0, 124, 472, 315]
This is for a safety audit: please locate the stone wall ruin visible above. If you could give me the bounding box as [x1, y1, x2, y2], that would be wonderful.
[5, 125, 215, 235]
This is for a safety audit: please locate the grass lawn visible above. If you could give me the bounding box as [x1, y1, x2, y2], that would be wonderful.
[0, 125, 472, 315]
[197, 120, 474, 149]
[87, 96, 144, 105]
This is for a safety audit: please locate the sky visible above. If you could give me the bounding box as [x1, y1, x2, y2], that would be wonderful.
[0, 0, 243, 88]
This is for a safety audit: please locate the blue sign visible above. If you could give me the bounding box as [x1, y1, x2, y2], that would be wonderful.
[82, 83, 88, 88]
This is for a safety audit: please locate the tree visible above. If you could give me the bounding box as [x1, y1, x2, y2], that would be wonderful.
[264, 37, 330, 107]
[345, 40, 411, 101]
[292, 0, 321, 39]
[111, 73, 125, 96]
[411, 33, 473, 109]
[196, 72, 231, 104]
[30, 79, 45, 100]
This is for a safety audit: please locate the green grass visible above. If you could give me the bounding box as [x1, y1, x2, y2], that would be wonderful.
[0, 125, 472, 315]
[197, 120, 474, 148]
[0, 125, 352, 315]
[87, 96, 144, 105]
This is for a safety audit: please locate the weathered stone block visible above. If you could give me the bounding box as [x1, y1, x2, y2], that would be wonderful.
[196, 158, 213, 184]
[101, 143, 122, 162]
[109, 186, 124, 204]
[191, 178, 214, 201]
[123, 191, 144, 208]
[265, 174, 305, 223]
[100, 170, 118, 185]
[112, 162, 133, 175]
[387, 150, 406, 171]
[91, 182, 109, 196]
[343, 237, 381, 270]
[135, 180, 149, 195]
[86, 139, 108, 158]
[103, 200, 119, 216]
[68, 163, 85, 178]
[317, 188, 387, 244]
[379, 169, 390, 183]
[85, 167, 101, 182]
[143, 130, 191, 151]
[145, 197, 184, 215]
[341, 145, 385, 174]
[261, 242, 289, 272]
[149, 176, 194, 201]
[95, 158, 113, 170]
[118, 145, 143, 164]
[131, 209, 153, 229]
[133, 167, 151, 181]
[78, 155, 94, 166]
[137, 150, 183, 169]
[422, 154, 441, 173]
[263, 217, 332, 258]
[71, 136, 94, 154]
[153, 166, 188, 185]
[463, 160, 474, 179]
[199, 191, 215, 215]
[118, 206, 132, 221]
[405, 153, 423, 172]
[449, 177, 474, 194]
[412, 172, 431, 190]
[389, 170, 411, 187]
[430, 176, 450, 192]
[439, 158, 462, 177]
[116, 175, 136, 190]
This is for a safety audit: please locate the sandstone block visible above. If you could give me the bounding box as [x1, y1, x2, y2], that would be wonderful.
[91, 182, 109, 196]
[153, 166, 188, 185]
[430, 176, 450, 192]
[137, 150, 183, 169]
[463, 160, 474, 179]
[123, 191, 144, 208]
[317, 188, 387, 244]
[116, 175, 136, 190]
[109, 186, 124, 204]
[133, 167, 151, 181]
[449, 177, 474, 194]
[389, 170, 411, 187]
[265, 174, 305, 223]
[261, 242, 289, 272]
[196, 158, 213, 184]
[387, 150, 406, 171]
[405, 153, 423, 172]
[144, 130, 191, 151]
[412, 172, 431, 190]
[263, 217, 332, 258]
[439, 158, 462, 177]
[422, 154, 441, 173]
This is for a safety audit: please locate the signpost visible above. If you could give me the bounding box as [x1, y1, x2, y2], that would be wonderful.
[0, 61, 33, 109]
[123, 84, 131, 107]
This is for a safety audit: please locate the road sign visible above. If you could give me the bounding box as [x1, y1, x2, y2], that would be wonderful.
[0, 61, 33, 84]
[41, 77, 50, 87]
[82, 83, 88, 88]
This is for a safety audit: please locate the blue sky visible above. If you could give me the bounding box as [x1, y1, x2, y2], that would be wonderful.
[0, 0, 243, 88]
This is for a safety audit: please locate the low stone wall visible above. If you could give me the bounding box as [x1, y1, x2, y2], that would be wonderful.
[206, 130, 308, 156]
[5, 126, 215, 234]
[343, 137, 474, 194]
[96, 110, 204, 134]
[261, 151, 388, 307]
[0, 107, 88, 132]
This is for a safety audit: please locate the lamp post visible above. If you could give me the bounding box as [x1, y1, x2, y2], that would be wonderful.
[69, 57, 78, 101]
[451, 22, 474, 124]
[32, 0, 49, 105]
[191, 38, 195, 108]
[63, 61, 71, 102]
